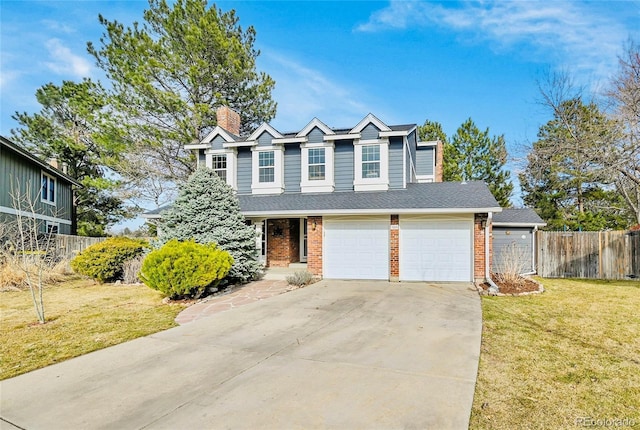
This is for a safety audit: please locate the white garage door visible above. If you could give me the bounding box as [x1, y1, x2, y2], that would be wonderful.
[400, 217, 473, 282]
[324, 217, 389, 280]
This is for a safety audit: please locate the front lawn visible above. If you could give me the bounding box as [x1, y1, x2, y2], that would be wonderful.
[0, 278, 187, 380]
[471, 278, 640, 429]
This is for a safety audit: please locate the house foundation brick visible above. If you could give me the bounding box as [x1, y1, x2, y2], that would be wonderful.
[307, 217, 323, 276]
[390, 214, 399, 281]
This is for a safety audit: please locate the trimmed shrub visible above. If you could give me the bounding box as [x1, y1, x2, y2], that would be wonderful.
[70, 237, 148, 283]
[140, 239, 233, 299]
[286, 270, 314, 287]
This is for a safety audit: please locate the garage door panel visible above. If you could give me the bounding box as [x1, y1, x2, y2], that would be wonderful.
[324, 219, 389, 280]
[400, 218, 472, 282]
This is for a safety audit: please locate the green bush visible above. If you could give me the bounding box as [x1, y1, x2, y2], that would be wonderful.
[70, 237, 148, 283]
[140, 239, 233, 299]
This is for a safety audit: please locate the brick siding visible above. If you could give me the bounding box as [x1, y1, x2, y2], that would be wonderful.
[390, 214, 399, 280]
[266, 219, 300, 267]
[307, 217, 323, 276]
[473, 213, 490, 280]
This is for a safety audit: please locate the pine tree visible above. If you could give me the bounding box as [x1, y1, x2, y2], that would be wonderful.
[448, 118, 513, 207]
[158, 168, 260, 283]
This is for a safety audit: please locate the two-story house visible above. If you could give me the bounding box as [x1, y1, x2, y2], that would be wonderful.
[0, 136, 80, 235]
[147, 107, 502, 283]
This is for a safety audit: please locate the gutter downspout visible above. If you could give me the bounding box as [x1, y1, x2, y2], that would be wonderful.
[485, 212, 499, 294]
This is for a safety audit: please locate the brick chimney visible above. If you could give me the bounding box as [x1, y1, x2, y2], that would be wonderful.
[216, 106, 241, 136]
[435, 140, 444, 182]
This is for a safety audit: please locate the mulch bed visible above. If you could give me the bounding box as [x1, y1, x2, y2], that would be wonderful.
[477, 275, 543, 296]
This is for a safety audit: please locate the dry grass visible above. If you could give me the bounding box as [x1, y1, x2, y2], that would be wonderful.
[471, 278, 640, 429]
[0, 278, 187, 380]
[0, 258, 72, 290]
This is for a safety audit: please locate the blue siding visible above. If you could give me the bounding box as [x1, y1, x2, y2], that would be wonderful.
[334, 141, 354, 191]
[210, 135, 227, 150]
[257, 131, 273, 147]
[416, 147, 434, 176]
[361, 124, 380, 140]
[284, 145, 301, 193]
[236, 147, 252, 194]
[308, 127, 324, 144]
[389, 137, 404, 189]
[492, 227, 534, 273]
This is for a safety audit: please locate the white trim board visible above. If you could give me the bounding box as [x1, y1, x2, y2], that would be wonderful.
[0, 206, 72, 225]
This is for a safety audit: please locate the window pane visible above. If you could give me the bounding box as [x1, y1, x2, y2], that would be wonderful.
[308, 148, 325, 165]
[362, 145, 380, 162]
[259, 151, 274, 167]
[259, 167, 275, 183]
[49, 178, 55, 202]
[309, 164, 325, 180]
[362, 162, 380, 178]
[212, 155, 227, 181]
[42, 176, 48, 200]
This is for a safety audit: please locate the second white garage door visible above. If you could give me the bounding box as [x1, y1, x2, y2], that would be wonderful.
[400, 216, 473, 282]
[323, 217, 389, 280]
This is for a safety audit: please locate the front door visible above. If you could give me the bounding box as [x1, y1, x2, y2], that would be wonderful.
[300, 218, 308, 262]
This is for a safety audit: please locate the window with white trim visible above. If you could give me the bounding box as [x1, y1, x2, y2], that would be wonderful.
[361, 145, 380, 178]
[46, 221, 59, 234]
[308, 148, 325, 180]
[258, 151, 275, 183]
[41, 172, 56, 204]
[211, 155, 227, 181]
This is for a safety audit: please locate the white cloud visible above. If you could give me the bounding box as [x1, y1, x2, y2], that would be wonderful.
[41, 19, 75, 34]
[261, 52, 381, 130]
[356, 1, 632, 80]
[44, 38, 92, 78]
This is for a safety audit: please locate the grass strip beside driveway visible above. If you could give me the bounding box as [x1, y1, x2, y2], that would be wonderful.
[471, 278, 640, 429]
[1, 279, 187, 380]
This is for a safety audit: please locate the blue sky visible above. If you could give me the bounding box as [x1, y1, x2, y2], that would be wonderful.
[1, 0, 639, 218]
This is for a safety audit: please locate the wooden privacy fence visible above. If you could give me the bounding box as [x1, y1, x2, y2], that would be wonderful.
[537, 230, 640, 280]
[53, 234, 106, 260]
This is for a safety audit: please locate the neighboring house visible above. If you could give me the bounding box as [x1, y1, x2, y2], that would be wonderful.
[0, 136, 80, 235]
[146, 107, 502, 283]
[492, 208, 546, 275]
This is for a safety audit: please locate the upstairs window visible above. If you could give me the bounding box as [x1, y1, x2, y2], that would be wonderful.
[308, 148, 326, 181]
[41, 172, 56, 204]
[362, 145, 380, 178]
[211, 155, 227, 181]
[258, 151, 275, 183]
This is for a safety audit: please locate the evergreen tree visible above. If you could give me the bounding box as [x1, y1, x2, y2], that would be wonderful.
[11, 80, 131, 236]
[448, 118, 513, 207]
[158, 168, 260, 283]
[417, 119, 448, 143]
[520, 98, 630, 230]
[87, 0, 277, 203]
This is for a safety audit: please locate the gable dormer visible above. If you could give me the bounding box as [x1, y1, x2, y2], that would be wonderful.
[292, 118, 335, 193]
[248, 123, 285, 194]
[350, 114, 391, 191]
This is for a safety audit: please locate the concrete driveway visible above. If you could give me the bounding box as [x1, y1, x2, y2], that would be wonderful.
[0, 280, 481, 430]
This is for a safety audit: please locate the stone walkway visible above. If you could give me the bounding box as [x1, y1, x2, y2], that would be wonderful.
[175, 278, 294, 325]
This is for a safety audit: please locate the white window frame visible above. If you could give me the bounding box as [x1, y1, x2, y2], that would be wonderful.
[41, 171, 56, 205]
[251, 145, 284, 194]
[300, 142, 334, 193]
[205, 148, 237, 190]
[353, 139, 389, 191]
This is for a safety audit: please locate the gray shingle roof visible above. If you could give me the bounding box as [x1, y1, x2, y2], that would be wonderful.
[237, 181, 500, 216]
[492, 208, 546, 226]
[143, 181, 501, 218]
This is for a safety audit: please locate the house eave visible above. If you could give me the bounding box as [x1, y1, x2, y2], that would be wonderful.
[241, 207, 503, 218]
[493, 222, 547, 227]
